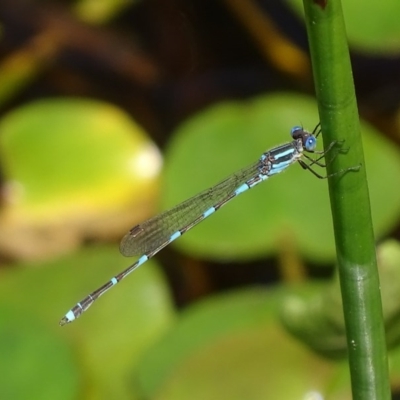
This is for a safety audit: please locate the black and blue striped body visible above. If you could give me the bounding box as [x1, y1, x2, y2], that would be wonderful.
[60, 126, 317, 325]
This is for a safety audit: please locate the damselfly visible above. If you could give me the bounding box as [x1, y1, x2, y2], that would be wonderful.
[60, 124, 349, 325]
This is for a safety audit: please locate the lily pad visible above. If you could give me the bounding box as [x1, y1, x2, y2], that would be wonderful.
[0, 244, 176, 400]
[161, 93, 400, 263]
[0, 98, 161, 259]
[0, 305, 78, 400]
[136, 287, 349, 399]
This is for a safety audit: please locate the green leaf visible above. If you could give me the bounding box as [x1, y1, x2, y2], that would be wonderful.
[161, 93, 400, 263]
[0, 306, 79, 400]
[0, 98, 161, 259]
[137, 287, 349, 400]
[0, 245, 176, 400]
[0, 97, 160, 215]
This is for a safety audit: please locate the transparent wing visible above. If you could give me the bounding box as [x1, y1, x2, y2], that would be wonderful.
[120, 160, 262, 256]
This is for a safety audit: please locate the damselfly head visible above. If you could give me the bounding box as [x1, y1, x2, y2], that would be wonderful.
[290, 126, 317, 152]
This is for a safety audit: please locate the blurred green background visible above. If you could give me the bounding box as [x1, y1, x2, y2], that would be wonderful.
[1, 1, 400, 399]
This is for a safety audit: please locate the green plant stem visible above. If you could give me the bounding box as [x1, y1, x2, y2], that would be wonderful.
[302, 0, 390, 398]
